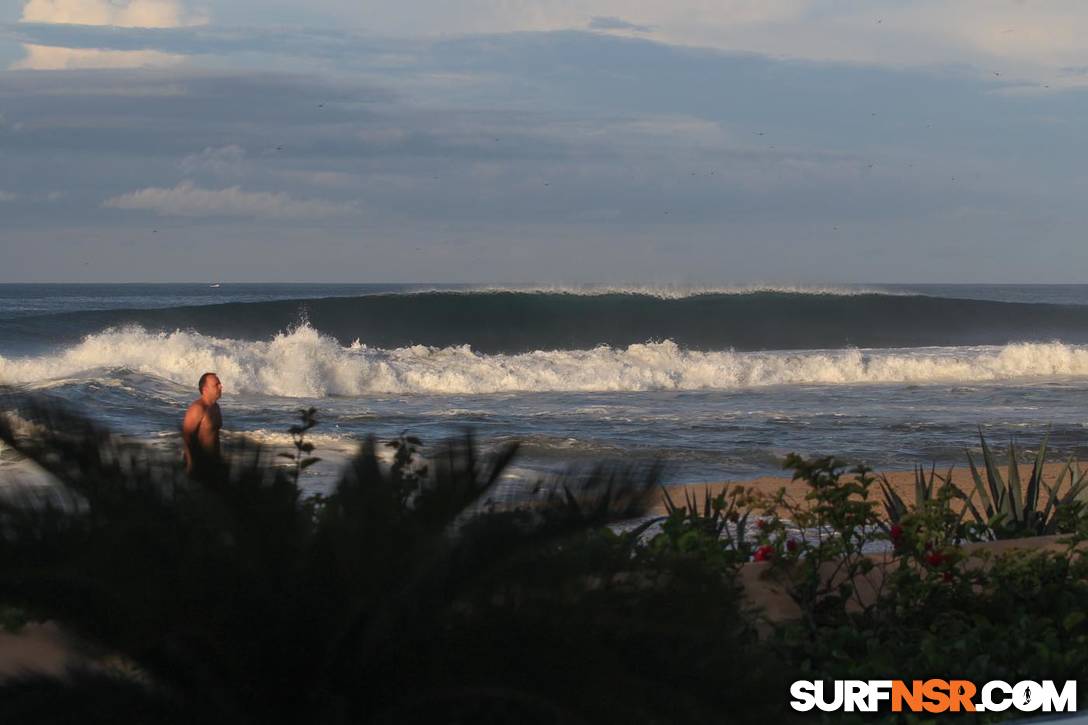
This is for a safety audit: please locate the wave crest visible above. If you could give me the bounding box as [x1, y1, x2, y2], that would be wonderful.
[440, 284, 895, 299]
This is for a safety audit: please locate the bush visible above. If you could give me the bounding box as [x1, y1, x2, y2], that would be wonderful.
[756, 453, 1088, 721]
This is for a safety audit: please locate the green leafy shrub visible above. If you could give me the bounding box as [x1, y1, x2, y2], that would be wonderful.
[749, 456, 885, 629]
[658, 484, 756, 566]
[278, 406, 321, 483]
[759, 453, 1088, 721]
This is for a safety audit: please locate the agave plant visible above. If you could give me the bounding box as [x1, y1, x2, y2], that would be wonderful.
[878, 464, 957, 526]
[964, 431, 1088, 540]
[0, 394, 782, 724]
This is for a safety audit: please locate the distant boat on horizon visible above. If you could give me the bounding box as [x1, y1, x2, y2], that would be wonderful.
[209, 283, 221, 288]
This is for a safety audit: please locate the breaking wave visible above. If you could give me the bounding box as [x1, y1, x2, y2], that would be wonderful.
[4, 324, 1088, 397]
[5, 289, 1088, 354]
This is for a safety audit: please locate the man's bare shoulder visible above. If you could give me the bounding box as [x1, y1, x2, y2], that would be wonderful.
[187, 399, 210, 413]
[183, 400, 209, 426]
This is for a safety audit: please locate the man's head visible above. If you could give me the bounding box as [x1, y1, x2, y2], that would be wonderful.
[198, 372, 222, 402]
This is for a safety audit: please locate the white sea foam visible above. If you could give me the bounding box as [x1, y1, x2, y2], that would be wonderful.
[2, 324, 1088, 397]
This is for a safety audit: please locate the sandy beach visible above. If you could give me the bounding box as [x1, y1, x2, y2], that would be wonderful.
[655, 461, 1083, 516]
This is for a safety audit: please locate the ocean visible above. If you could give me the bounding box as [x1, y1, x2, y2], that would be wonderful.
[2, 283, 1088, 495]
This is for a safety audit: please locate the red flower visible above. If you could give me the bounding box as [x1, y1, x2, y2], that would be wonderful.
[942, 571, 954, 583]
[889, 524, 903, 543]
[753, 545, 775, 562]
[925, 551, 946, 567]
[756, 519, 768, 531]
[786, 539, 799, 553]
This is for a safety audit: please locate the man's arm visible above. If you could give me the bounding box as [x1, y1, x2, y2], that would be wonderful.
[181, 402, 205, 472]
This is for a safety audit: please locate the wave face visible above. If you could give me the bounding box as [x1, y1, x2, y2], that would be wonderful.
[3, 290, 1088, 354]
[4, 324, 1088, 397]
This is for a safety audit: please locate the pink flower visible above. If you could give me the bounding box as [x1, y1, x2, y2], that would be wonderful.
[753, 545, 775, 562]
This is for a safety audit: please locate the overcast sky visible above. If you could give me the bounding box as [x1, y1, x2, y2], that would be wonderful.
[2, 0, 1088, 283]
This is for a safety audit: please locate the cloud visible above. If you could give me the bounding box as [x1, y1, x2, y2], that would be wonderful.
[286, 0, 808, 38]
[14, 0, 206, 70]
[0, 191, 16, 202]
[8, 7, 1087, 83]
[2, 25, 1085, 283]
[15, 46, 180, 69]
[103, 181, 357, 219]
[20, 0, 192, 26]
[2, 23, 395, 61]
[180, 144, 245, 175]
[588, 17, 654, 33]
[16, 0, 1087, 82]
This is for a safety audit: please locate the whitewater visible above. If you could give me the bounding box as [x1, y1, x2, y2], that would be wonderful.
[3, 324, 1088, 397]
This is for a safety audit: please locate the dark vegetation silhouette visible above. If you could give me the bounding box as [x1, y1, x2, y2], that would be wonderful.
[0, 395, 784, 724]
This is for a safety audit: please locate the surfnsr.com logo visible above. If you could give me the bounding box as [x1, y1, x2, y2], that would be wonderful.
[790, 680, 1077, 714]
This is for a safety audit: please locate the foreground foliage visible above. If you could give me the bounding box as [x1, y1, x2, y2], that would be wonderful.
[0, 398, 781, 724]
[748, 455, 1088, 721]
[2, 397, 1088, 722]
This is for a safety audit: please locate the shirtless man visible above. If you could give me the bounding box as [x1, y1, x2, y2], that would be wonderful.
[182, 372, 223, 475]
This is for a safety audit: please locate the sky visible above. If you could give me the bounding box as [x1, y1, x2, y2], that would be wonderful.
[2, 0, 1088, 283]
